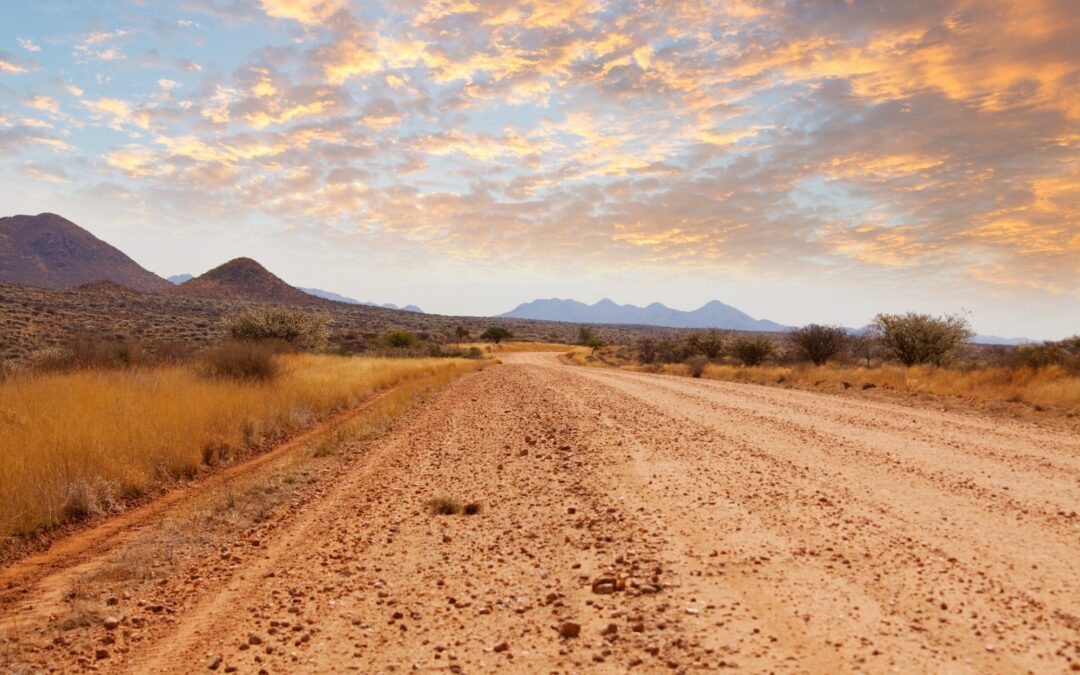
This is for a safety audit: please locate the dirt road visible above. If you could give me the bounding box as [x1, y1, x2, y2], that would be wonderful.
[4, 353, 1080, 673]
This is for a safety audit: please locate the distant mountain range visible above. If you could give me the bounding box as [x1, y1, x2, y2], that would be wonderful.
[295, 287, 423, 313]
[0, 213, 173, 292]
[500, 298, 789, 332]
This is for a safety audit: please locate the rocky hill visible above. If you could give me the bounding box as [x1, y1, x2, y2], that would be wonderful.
[171, 258, 322, 305]
[0, 213, 172, 292]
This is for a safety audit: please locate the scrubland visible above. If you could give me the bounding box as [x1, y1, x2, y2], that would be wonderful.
[565, 348, 1080, 414]
[0, 354, 481, 538]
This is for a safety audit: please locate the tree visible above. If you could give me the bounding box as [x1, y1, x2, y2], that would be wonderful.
[224, 307, 328, 351]
[585, 337, 606, 352]
[788, 324, 847, 366]
[577, 325, 598, 345]
[685, 329, 726, 359]
[729, 334, 778, 366]
[637, 337, 659, 364]
[479, 326, 513, 344]
[871, 312, 974, 366]
[849, 334, 881, 368]
[455, 326, 470, 341]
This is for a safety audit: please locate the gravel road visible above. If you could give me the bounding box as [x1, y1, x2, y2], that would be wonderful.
[6, 353, 1079, 673]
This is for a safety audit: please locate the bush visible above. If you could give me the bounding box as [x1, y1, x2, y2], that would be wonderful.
[224, 307, 329, 351]
[686, 355, 709, 378]
[1008, 336, 1080, 373]
[788, 324, 848, 366]
[479, 326, 513, 344]
[871, 312, 974, 366]
[380, 331, 419, 349]
[729, 334, 778, 366]
[686, 329, 726, 359]
[578, 325, 598, 345]
[585, 337, 606, 352]
[195, 341, 280, 381]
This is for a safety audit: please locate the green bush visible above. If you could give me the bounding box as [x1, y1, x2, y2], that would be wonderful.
[479, 326, 513, 343]
[380, 331, 419, 348]
[729, 334, 778, 366]
[788, 324, 847, 366]
[871, 312, 973, 366]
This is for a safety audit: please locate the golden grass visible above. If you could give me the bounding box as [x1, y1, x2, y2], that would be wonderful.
[564, 348, 1080, 413]
[0, 354, 481, 538]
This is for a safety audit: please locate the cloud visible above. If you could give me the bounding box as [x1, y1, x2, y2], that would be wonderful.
[258, 0, 346, 25]
[74, 29, 131, 62]
[17, 38, 41, 53]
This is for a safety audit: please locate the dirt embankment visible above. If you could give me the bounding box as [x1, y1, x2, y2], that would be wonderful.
[3, 353, 1078, 673]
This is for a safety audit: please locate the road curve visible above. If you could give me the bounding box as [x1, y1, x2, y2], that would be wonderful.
[10, 353, 1080, 673]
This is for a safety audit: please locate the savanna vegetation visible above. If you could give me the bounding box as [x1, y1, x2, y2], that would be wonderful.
[564, 313, 1080, 414]
[0, 306, 488, 541]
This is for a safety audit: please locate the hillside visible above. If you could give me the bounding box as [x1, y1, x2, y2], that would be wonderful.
[0, 281, 676, 361]
[0, 213, 172, 292]
[172, 258, 322, 306]
[501, 298, 788, 331]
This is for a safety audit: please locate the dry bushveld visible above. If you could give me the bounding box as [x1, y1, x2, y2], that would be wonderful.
[0, 354, 482, 539]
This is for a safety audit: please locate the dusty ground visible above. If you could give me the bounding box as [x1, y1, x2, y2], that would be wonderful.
[3, 353, 1079, 673]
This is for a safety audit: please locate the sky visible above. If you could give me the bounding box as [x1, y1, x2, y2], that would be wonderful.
[0, 1, 1078, 339]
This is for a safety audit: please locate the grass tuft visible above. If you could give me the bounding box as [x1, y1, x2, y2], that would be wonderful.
[426, 496, 462, 515]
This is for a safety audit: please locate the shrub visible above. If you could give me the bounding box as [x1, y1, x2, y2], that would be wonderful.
[480, 326, 513, 344]
[871, 312, 974, 366]
[637, 337, 660, 364]
[686, 329, 726, 359]
[578, 325, 598, 345]
[465, 346, 484, 359]
[28, 346, 75, 372]
[729, 334, 778, 366]
[426, 496, 462, 515]
[686, 355, 709, 378]
[1008, 336, 1080, 373]
[585, 337, 606, 352]
[788, 324, 848, 366]
[380, 331, 419, 349]
[224, 307, 329, 351]
[195, 342, 280, 381]
[455, 326, 470, 341]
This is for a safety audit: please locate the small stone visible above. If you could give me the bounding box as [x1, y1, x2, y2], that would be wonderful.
[95, 648, 110, 660]
[559, 622, 581, 639]
[105, 596, 119, 606]
[493, 641, 509, 653]
[249, 634, 263, 645]
[592, 578, 617, 595]
[602, 623, 618, 635]
[103, 616, 120, 630]
[208, 656, 222, 671]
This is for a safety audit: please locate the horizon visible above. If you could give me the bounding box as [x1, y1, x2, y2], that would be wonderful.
[1, 2, 1078, 340]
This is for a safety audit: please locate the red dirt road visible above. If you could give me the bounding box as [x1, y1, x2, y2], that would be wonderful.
[4, 353, 1080, 673]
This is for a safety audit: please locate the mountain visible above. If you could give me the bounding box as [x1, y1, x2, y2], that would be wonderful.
[168, 273, 194, 284]
[0, 213, 172, 292]
[299, 287, 362, 304]
[500, 298, 788, 331]
[377, 302, 424, 313]
[172, 258, 321, 305]
[970, 335, 1032, 346]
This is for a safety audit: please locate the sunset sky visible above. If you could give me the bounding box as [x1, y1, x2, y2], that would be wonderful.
[1, 1, 1077, 338]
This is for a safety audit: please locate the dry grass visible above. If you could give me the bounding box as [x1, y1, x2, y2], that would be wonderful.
[565, 347, 1080, 414]
[0, 354, 481, 538]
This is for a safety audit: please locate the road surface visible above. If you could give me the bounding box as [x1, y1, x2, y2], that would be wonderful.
[4, 353, 1079, 673]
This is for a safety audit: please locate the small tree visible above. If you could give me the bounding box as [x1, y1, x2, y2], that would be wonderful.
[455, 326, 470, 341]
[849, 334, 881, 368]
[577, 325, 598, 345]
[637, 337, 659, 364]
[479, 326, 513, 344]
[224, 307, 328, 351]
[585, 337, 606, 352]
[729, 334, 778, 366]
[871, 312, 974, 366]
[788, 324, 847, 366]
[685, 329, 726, 359]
